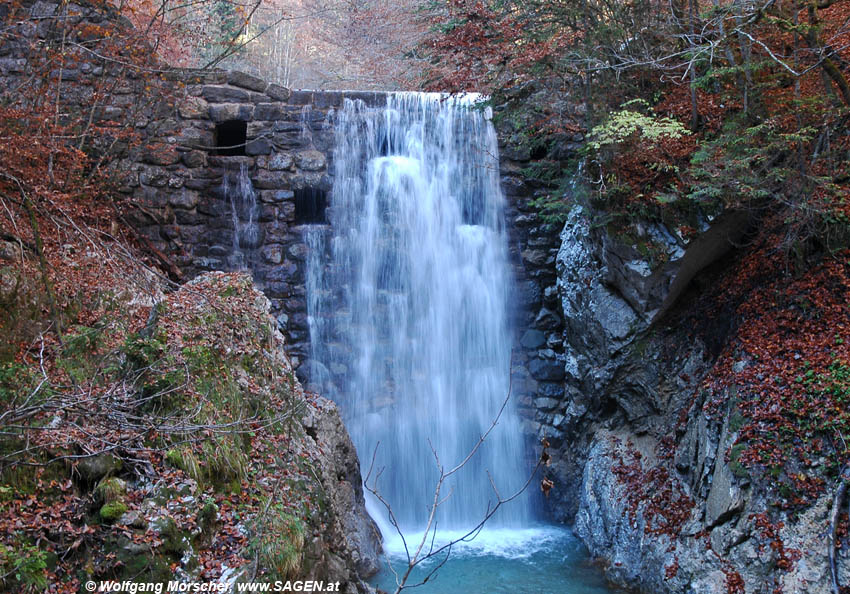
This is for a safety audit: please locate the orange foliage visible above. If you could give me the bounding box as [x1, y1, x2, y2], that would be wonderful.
[700, 212, 850, 505]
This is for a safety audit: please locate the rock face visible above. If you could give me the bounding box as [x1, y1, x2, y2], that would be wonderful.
[498, 128, 571, 474]
[301, 398, 381, 579]
[572, 426, 850, 593]
[533, 201, 850, 593]
[493, 95, 850, 589]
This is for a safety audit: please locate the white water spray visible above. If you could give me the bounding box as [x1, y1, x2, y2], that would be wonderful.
[306, 93, 532, 538]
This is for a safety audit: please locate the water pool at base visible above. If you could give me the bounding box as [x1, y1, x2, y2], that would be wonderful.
[370, 525, 621, 594]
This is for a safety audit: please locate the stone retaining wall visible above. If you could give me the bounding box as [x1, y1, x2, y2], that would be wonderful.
[115, 71, 573, 448]
[116, 72, 395, 370]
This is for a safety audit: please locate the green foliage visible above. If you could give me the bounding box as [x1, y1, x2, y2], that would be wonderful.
[817, 209, 850, 255]
[520, 160, 562, 186]
[57, 323, 106, 384]
[183, 343, 262, 422]
[123, 329, 186, 411]
[182, 344, 219, 376]
[529, 193, 573, 224]
[424, 0, 850, 258]
[200, 0, 245, 62]
[0, 542, 48, 591]
[586, 100, 690, 151]
[0, 362, 53, 471]
[575, 100, 693, 211]
[435, 17, 468, 34]
[250, 505, 306, 580]
[218, 284, 238, 298]
[729, 443, 750, 479]
[523, 157, 590, 224]
[693, 58, 774, 92]
[729, 410, 747, 433]
[122, 329, 167, 370]
[688, 115, 816, 208]
[166, 447, 203, 483]
[743, 358, 850, 497]
[795, 360, 850, 401]
[166, 438, 247, 491]
[816, 362, 850, 417]
[0, 361, 43, 408]
[62, 324, 103, 356]
[203, 438, 248, 488]
[685, 109, 848, 258]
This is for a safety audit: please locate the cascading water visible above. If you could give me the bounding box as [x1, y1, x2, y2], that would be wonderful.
[304, 93, 616, 593]
[300, 104, 313, 143]
[307, 93, 529, 532]
[224, 163, 259, 271]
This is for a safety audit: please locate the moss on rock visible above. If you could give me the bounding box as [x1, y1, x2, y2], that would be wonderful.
[95, 477, 126, 504]
[99, 501, 128, 523]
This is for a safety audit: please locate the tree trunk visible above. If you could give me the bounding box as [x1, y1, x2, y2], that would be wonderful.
[829, 466, 850, 594]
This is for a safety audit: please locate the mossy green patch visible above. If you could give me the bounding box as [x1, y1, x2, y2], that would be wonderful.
[151, 516, 191, 556]
[99, 501, 128, 523]
[95, 477, 126, 504]
[0, 268, 50, 364]
[102, 537, 172, 584]
[729, 410, 747, 433]
[166, 438, 247, 491]
[57, 323, 107, 385]
[197, 500, 218, 539]
[1, 459, 68, 497]
[0, 361, 45, 407]
[165, 447, 203, 483]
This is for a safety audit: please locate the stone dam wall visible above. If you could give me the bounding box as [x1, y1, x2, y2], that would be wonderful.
[104, 70, 567, 454]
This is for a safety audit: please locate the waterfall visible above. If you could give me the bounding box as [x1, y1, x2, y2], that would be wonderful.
[224, 163, 259, 270]
[300, 104, 313, 143]
[305, 93, 532, 537]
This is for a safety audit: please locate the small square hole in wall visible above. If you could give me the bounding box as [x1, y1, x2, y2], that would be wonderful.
[294, 188, 327, 224]
[215, 120, 247, 156]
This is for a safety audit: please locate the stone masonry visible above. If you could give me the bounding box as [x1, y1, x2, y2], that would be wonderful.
[118, 73, 392, 372]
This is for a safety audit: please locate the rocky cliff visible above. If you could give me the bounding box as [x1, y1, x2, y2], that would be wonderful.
[543, 204, 850, 593]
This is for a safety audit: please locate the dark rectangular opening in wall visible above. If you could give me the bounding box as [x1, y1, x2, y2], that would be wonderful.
[215, 120, 247, 156]
[295, 188, 328, 224]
